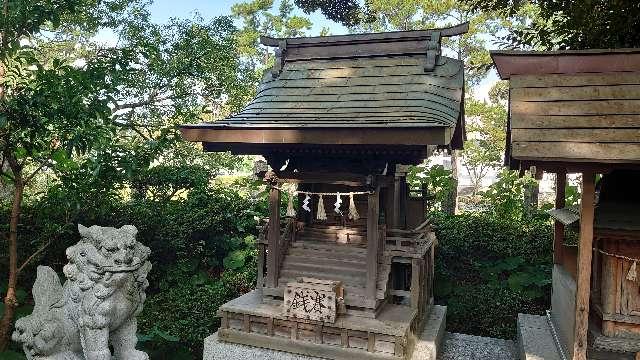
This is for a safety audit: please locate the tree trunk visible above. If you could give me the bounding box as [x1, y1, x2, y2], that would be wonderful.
[523, 180, 539, 217]
[444, 150, 459, 215]
[0, 175, 24, 351]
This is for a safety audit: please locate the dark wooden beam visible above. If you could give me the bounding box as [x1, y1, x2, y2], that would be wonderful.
[392, 165, 409, 229]
[181, 127, 450, 147]
[274, 171, 392, 187]
[259, 22, 469, 47]
[572, 171, 596, 360]
[518, 160, 640, 174]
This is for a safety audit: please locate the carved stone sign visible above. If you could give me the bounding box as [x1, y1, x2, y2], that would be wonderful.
[284, 278, 342, 323]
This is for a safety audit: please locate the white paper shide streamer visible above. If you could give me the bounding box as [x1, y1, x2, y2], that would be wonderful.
[334, 192, 342, 214]
[286, 191, 296, 217]
[302, 194, 311, 212]
[628, 261, 638, 282]
[317, 195, 327, 220]
[348, 193, 359, 221]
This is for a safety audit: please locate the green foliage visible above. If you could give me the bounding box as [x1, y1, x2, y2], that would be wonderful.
[138, 263, 256, 356]
[223, 235, 257, 270]
[350, 0, 506, 85]
[442, 283, 548, 338]
[462, 97, 507, 193]
[407, 163, 455, 212]
[469, 0, 640, 50]
[433, 212, 553, 338]
[232, 0, 312, 71]
[5, 178, 266, 357]
[478, 169, 539, 220]
[0, 350, 25, 360]
[294, 0, 361, 26]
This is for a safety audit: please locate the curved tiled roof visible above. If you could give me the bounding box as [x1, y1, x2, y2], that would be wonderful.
[215, 55, 463, 128]
[181, 25, 468, 152]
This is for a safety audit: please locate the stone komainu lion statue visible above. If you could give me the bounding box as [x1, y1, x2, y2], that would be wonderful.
[12, 224, 152, 360]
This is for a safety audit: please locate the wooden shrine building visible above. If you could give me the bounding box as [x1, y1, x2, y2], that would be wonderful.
[492, 49, 640, 360]
[182, 24, 469, 360]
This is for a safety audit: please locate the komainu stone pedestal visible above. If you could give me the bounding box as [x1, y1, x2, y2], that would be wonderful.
[206, 291, 446, 360]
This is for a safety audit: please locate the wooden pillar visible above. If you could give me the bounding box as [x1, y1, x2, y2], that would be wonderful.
[266, 185, 281, 288]
[573, 171, 596, 360]
[410, 258, 421, 309]
[256, 243, 265, 289]
[392, 165, 409, 229]
[554, 170, 567, 264]
[366, 186, 380, 301]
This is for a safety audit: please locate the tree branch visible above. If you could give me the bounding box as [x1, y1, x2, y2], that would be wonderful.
[16, 239, 51, 276]
[24, 161, 48, 185]
[113, 89, 174, 112]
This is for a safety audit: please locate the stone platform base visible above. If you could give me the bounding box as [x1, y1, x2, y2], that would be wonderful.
[517, 312, 638, 360]
[205, 305, 447, 360]
[517, 313, 562, 360]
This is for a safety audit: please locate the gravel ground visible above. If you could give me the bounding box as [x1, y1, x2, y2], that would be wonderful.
[205, 332, 518, 360]
[438, 332, 517, 360]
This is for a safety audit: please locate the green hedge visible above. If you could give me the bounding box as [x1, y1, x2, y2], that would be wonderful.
[1, 181, 267, 359]
[433, 212, 553, 339]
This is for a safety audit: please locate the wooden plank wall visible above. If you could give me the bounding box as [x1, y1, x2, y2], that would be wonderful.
[509, 72, 640, 163]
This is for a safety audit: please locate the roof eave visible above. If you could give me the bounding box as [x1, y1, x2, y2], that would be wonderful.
[491, 48, 640, 79]
[180, 126, 453, 149]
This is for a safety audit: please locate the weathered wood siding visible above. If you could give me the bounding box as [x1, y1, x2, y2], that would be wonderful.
[509, 72, 640, 163]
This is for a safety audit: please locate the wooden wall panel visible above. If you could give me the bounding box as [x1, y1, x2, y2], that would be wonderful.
[508, 72, 640, 163]
[512, 129, 640, 143]
[512, 142, 640, 162]
[511, 99, 640, 116]
[511, 114, 640, 129]
[511, 72, 640, 88]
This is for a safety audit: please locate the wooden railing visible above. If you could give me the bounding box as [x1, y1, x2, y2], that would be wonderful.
[385, 218, 433, 255]
[256, 217, 295, 290]
[278, 217, 295, 272]
[384, 218, 436, 329]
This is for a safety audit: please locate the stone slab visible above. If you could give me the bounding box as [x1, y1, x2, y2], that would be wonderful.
[517, 313, 562, 360]
[550, 264, 575, 358]
[438, 332, 517, 360]
[204, 332, 323, 360]
[411, 305, 447, 360]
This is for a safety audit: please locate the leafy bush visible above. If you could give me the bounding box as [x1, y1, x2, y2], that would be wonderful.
[478, 169, 538, 220]
[433, 211, 553, 339]
[138, 263, 256, 357]
[1, 174, 266, 358]
[407, 163, 455, 212]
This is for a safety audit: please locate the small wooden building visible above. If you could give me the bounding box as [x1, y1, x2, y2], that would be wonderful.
[492, 49, 640, 360]
[182, 24, 468, 360]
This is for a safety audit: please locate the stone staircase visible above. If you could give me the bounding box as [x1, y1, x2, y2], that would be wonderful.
[277, 224, 390, 309]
